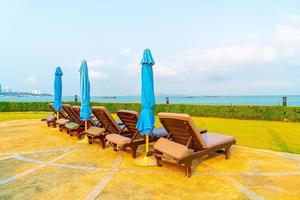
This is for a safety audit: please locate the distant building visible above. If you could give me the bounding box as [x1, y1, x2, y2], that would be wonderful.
[32, 89, 42, 95]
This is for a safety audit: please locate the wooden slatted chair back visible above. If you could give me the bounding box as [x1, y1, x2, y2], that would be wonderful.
[116, 110, 140, 138]
[92, 107, 121, 134]
[72, 106, 95, 127]
[62, 104, 81, 124]
[158, 112, 207, 150]
[49, 103, 68, 119]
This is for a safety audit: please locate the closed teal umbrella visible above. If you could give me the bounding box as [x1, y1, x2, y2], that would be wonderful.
[54, 66, 63, 113]
[136, 49, 156, 135]
[135, 49, 156, 166]
[79, 60, 91, 121]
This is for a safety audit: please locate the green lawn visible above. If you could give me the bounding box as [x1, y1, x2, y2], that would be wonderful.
[0, 112, 50, 121]
[172, 117, 300, 154]
[1, 112, 299, 154]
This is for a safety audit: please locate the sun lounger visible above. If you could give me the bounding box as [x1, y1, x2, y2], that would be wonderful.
[154, 112, 236, 177]
[105, 110, 168, 158]
[57, 104, 90, 139]
[72, 105, 99, 125]
[72, 105, 99, 127]
[53, 104, 72, 131]
[42, 103, 68, 127]
[57, 104, 79, 133]
[83, 106, 127, 148]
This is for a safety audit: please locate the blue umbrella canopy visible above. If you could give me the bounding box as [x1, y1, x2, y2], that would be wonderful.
[136, 49, 156, 135]
[53, 66, 63, 111]
[79, 60, 91, 120]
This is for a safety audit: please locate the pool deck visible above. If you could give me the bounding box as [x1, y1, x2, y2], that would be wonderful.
[0, 119, 300, 200]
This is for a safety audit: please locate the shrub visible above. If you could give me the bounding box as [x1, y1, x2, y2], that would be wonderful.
[0, 102, 299, 122]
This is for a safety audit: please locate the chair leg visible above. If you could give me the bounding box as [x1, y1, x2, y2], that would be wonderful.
[130, 145, 138, 158]
[99, 136, 106, 149]
[113, 143, 118, 151]
[146, 150, 153, 157]
[88, 136, 93, 144]
[225, 145, 232, 159]
[185, 161, 192, 177]
[78, 131, 84, 139]
[155, 151, 162, 167]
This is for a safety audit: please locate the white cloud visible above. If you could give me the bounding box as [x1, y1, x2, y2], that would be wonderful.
[270, 15, 300, 63]
[154, 59, 186, 78]
[89, 70, 107, 80]
[117, 14, 300, 94]
[251, 80, 294, 90]
[272, 25, 300, 46]
[185, 45, 277, 65]
[155, 64, 180, 77]
[120, 48, 131, 56]
[25, 76, 37, 84]
[286, 14, 300, 24]
[88, 59, 114, 69]
[124, 53, 141, 75]
[148, 44, 277, 81]
[124, 55, 185, 78]
[122, 44, 279, 82]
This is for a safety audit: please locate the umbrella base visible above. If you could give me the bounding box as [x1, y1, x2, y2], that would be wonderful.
[77, 135, 89, 144]
[134, 155, 156, 166]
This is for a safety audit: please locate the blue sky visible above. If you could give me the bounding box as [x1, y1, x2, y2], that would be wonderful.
[0, 0, 300, 96]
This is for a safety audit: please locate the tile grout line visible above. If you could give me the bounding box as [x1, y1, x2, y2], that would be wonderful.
[201, 163, 265, 200]
[4, 152, 300, 176]
[0, 148, 78, 186]
[84, 154, 123, 200]
[0, 146, 80, 158]
[0, 154, 16, 161]
[225, 177, 265, 200]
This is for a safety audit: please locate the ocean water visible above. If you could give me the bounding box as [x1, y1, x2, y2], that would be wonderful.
[0, 95, 299, 106]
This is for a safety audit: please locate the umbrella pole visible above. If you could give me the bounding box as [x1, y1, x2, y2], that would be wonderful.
[146, 135, 149, 153]
[134, 134, 155, 166]
[57, 111, 59, 129]
[85, 121, 87, 131]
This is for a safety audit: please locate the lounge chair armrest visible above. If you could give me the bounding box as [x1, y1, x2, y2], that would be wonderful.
[199, 128, 207, 134]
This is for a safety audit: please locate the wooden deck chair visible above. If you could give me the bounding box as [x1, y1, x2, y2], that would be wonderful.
[105, 110, 167, 158]
[58, 104, 80, 133]
[58, 105, 87, 139]
[105, 110, 144, 158]
[53, 104, 72, 131]
[83, 106, 127, 148]
[72, 106, 98, 126]
[71, 105, 95, 138]
[154, 112, 236, 177]
[117, 110, 172, 138]
[42, 103, 68, 127]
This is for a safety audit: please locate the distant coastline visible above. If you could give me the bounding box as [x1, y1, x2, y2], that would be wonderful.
[94, 96, 117, 99]
[0, 92, 52, 97]
[0, 95, 299, 106]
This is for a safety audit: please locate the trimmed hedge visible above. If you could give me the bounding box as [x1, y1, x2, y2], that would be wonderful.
[0, 102, 50, 112]
[0, 101, 300, 122]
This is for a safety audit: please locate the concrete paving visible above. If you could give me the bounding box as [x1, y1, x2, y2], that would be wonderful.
[0, 119, 299, 200]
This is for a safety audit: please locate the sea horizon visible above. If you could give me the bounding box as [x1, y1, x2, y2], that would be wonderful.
[1, 95, 299, 106]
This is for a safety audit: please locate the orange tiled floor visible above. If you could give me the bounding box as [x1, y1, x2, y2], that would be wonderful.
[0, 119, 300, 200]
